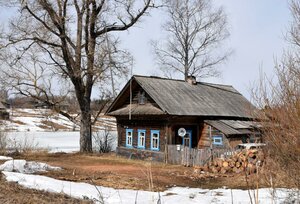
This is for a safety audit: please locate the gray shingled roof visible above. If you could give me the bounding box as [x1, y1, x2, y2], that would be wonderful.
[204, 120, 242, 135]
[205, 120, 260, 135]
[133, 76, 255, 118]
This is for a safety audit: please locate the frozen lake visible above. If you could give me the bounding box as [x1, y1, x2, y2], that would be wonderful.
[6, 131, 117, 153]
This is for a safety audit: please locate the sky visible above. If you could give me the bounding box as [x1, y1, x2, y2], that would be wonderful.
[0, 0, 291, 100]
[117, 0, 291, 100]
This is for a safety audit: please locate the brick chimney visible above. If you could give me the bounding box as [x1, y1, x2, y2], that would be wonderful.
[186, 75, 197, 85]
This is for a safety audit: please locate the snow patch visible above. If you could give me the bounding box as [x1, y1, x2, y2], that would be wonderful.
[0, 156, 13, 161]
[0, 160, 61, 174]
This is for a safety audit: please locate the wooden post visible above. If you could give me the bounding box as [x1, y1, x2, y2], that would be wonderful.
[164, 124, 171, 164]
[209, 125, 213, 162]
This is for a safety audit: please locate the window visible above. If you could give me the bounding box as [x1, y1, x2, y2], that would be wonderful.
[138, 91, 145, 104]
[213, 135, 223, 145]
[151, 130, 160, 151]
[126, 129, 133, 147]
[138, 129, 146, 149]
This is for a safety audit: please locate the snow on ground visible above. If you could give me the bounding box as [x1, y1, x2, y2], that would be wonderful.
[0, 156, 13, 161]
[0, 108, 117, 153]
[1, 108, 116, 132]
[6, 131, 81, 153]
[2, 171, 294, 204]
[0, 160, 61, 174]
[6, 131, 117, 153]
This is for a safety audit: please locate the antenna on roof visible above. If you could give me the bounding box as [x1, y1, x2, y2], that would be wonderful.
[105, 32, 116, 98]
[129, 61, 133, 120]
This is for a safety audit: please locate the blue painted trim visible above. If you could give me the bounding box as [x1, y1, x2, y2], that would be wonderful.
[137, 129, 146, 149]
[182, 129, 192, 148]
[150, 130, 160, 151]
[125, 129, 133, 148]
[213, 135, 223, 145]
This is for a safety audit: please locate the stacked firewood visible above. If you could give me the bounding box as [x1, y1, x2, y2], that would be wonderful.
[196, 149, 265, 175]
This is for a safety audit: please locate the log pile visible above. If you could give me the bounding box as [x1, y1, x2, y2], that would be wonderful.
[195, 149, 265, 175]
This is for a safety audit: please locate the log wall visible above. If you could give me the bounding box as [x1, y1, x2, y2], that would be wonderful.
[116, 118, 167, 152]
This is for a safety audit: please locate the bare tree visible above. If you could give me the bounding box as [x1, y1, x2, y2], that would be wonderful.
[0, 0, 154, 152]
[152, 0, 230, 80]
[251, 0, 300, 191]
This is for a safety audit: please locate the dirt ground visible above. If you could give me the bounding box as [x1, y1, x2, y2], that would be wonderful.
[4, 152, 267, 192]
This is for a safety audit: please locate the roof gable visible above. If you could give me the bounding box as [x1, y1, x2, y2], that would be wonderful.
[106, 78, 165, 116]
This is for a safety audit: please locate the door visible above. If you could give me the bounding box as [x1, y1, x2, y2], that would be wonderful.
[182, 130, 192, 148]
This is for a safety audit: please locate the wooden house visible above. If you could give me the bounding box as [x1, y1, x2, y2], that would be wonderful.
[106, 75, 260, 161]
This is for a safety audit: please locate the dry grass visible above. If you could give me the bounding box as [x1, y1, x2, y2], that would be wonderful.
[13, 152, 273, 192]
[0, 152, 283, 202]
[9, 120, 26, 125]
[37, 124, 53, 130]
[40, 120, 69, 130]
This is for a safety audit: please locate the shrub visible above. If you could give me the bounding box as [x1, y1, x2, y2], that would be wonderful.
[92, 127, 115, 153]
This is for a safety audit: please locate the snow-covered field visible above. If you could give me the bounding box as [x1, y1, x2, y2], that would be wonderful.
[0, 108, 117, 152]
[6, 131, 117, 153]
[1, 170, 295, 204]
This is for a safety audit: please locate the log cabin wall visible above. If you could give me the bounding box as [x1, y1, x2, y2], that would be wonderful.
[115, 115, 254, 162]
[117, 116, 204, 150]
[116, 117, 167, 151]
[198, 124, 243, 149]
[198, 123, 211, 148]
[227, 136, 244, 148]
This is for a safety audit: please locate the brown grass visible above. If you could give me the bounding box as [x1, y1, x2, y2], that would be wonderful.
[37, 124, 53, 130]
[13, 152, 272, 192]
[40, 120, 69, 130]
[9, 120, 26, 125]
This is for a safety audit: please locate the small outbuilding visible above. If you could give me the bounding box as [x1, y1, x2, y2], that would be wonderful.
[106, 75, 261, 162]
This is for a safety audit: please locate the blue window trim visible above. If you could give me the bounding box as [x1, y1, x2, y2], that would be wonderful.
[213, 135, 223, 145]
[137, 129, 146, 149]
[126, 129, 133, 148]
[182, 129, 192, 148]
[150, 130, 160, 151]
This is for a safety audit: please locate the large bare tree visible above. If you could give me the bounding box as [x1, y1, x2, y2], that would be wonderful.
[0, 0, 153, 152]
[153, 0, 230, 80]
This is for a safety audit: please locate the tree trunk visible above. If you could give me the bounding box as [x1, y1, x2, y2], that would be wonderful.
[79, 104, 92, 152]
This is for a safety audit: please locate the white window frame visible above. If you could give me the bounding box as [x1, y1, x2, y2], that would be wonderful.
[137, 129, 146, 149]
[150, 130, 160, 151]
[213, 135, 223, 146]
[126, 129, 133, 148]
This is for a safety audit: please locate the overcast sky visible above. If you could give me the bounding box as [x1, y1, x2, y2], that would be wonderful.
[117, 0, 291, 100]
[0, 1, 291, 100]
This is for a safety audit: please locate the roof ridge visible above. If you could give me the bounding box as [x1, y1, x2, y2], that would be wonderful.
[133, 75, 239, 94]
[133, 75, 185, 82]
[133, 75, 233, 87]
